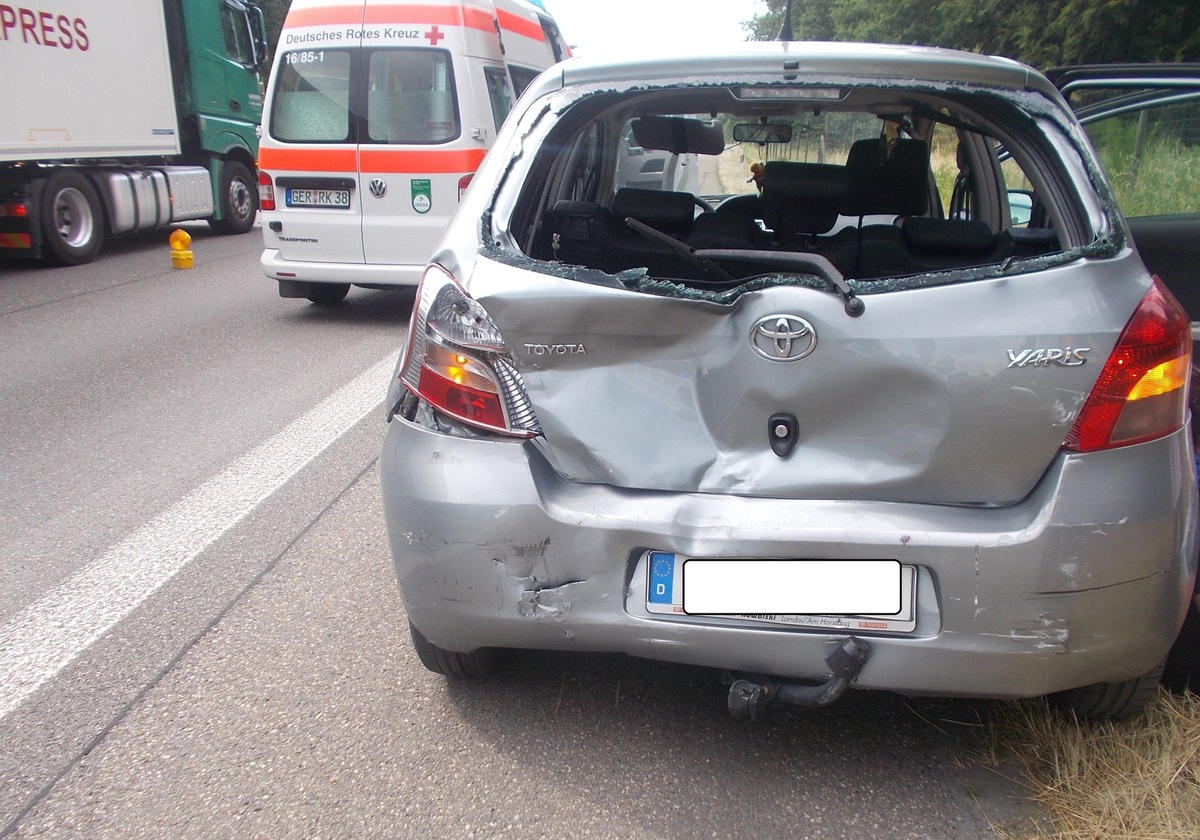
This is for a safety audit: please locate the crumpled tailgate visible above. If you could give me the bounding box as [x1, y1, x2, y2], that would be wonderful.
[473, 256, 1147, 506]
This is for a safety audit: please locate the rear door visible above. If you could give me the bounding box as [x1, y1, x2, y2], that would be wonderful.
[261, 2, 365, 265]
[358, 38, 482, 269]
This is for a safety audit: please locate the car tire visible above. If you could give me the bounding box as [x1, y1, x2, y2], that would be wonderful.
[41, 170, 103, 266]
[207, 160, 258, 235]
[1051, 663, 1164, 721]
[409, 622, 507, 678]
[306, 283, 350, 305]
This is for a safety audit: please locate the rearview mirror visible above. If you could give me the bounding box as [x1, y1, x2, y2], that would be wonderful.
[733, 123, 793, 145]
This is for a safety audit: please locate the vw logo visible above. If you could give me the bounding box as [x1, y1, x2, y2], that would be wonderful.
[369, 178, 387, 198]
[750, 315, 817, 361]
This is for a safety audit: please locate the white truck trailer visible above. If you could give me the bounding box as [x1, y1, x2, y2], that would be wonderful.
[0, 0, 268, 264]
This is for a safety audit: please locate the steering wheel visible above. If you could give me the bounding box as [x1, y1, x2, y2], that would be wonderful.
[694, 196, 716, 213]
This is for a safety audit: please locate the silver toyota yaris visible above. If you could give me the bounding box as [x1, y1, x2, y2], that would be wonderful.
[380, 42, 1198, 720]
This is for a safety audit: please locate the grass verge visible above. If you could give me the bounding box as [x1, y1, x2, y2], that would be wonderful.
[983, 689, 1200, 840]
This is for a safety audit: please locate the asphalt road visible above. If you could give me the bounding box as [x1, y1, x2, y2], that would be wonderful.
[0, 226, 1034, 838]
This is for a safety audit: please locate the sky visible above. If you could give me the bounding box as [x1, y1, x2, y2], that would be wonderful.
[543, 0, 768, 57]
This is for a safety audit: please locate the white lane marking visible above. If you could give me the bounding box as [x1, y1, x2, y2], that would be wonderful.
[0, 350, 401, 721]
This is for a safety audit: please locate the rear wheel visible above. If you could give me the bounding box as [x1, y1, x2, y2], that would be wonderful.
[306, 283, 350, 305]
[208, 160, 258, 235]
[1051, 663, 1164, 721]
[41, 170, 103, 265]
[409, 622, 507, 678]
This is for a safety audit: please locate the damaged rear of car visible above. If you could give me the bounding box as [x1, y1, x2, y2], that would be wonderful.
[380, 43, 1199, 720]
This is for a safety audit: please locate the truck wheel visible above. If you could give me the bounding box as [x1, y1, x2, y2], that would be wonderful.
[41, 170, 103, 265]
[208, 160, 258, 235]
[306, 283, 350, 305]
[1050, 663, 1164, 721]
[409, 622, 507, 678]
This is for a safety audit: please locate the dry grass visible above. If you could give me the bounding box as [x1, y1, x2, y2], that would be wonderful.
[983, 689, 1200, 840]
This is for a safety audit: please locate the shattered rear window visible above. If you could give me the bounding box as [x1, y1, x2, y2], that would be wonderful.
[497, 78, 1117, 301]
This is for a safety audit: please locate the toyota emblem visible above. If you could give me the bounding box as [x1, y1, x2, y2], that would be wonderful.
[369, 178, 387, 198]
[750, 315, 817, 361]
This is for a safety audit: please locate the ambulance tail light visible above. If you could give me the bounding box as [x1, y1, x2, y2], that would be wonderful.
[1065, 277, 1192, 452]
[398, 264, 541, 438]
[259, 172, 275, 211]
[458, 174, 472, 201]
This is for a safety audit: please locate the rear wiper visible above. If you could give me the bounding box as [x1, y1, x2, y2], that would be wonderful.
[696, 249, 865, 317]
[623, 217, 737, 284]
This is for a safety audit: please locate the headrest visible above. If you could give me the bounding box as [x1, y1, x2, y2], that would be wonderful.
[760, 161, 847, 235]
[841, 138, 930, 217]
[611, 188, 695, 237]
[631, 116, 726, 156]
[901, 218, 996, 254]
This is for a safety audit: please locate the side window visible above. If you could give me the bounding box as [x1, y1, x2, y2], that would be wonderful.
[1081, 96, 1200, 217]
[1000, 150, 1037, 228]
[484, 67, 513, 132]
[562, 121, 604, 202]
[930, 122, 962, 219]
[270, 51, 352, 143]
[509, 65, 541, 99]
[220, 2, 255, 66]
[537, 16, 567, 63]
[366, 50, 459, 144]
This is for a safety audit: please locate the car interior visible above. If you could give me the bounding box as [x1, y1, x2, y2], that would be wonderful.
[509, 86, 1076, 292]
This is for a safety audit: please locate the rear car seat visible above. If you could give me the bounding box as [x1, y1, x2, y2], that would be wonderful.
[756, 160, 857, 275]
[544, 188, 707, 279]
[842, 137, 1009, 278]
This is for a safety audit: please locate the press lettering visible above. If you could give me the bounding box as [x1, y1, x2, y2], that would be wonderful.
[0, 6, 87, 50]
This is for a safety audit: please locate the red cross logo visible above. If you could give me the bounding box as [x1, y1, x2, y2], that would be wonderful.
[425, 25, 444, 46]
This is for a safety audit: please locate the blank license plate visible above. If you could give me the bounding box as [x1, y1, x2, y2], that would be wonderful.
[644, 552, 917, 633]
[285, 188, 350, 209]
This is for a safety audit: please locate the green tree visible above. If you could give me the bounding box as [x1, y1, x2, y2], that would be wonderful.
[744, 0, 1200, 67]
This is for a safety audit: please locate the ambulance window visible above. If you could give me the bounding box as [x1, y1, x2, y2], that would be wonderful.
[485, 67, 514, 132]
[537, 16, 566, 63]
[270, 51, 351, 143]
[509, 66, 541, 99]
[366, 50, 459, 144]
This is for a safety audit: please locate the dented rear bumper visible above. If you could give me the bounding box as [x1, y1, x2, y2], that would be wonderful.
[380, 417, 1197, 700]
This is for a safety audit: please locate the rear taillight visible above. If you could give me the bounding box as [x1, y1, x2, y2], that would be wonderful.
[398, 264, 540, 437]
[458, 174, 472, 201]
[258, 171, 275, 211]
[1065, 277, 1192, 452]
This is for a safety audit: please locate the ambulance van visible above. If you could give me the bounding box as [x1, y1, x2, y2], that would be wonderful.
[257, 0, 569, 303]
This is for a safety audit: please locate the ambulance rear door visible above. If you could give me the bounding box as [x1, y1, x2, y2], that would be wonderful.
[261, 0, 367, 266]
[493, 0, 569, 95]
[356, 15, 488, 275]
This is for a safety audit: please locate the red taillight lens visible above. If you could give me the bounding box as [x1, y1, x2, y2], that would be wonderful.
[398, 264, 539, 437]
[258, 171, 275, 211]
[458, 174, 472, 202]
[1065, 277, 1192, 452]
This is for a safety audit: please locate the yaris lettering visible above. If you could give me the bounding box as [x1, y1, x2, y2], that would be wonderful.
[1007, 348, 1090, 368]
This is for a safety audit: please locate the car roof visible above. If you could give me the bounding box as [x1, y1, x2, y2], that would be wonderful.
[556, 41, 1056, 98]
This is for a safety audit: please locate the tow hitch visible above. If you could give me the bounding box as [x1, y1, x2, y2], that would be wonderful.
[725, 636, 871, 720]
